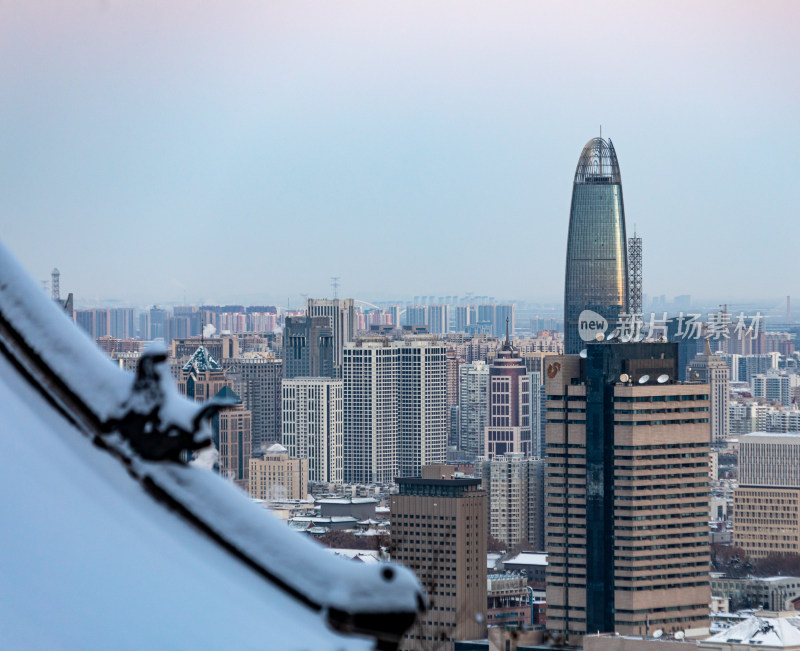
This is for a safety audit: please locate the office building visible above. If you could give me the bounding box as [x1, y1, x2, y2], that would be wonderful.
[391, 469, 487, 650]
[177, 346, 231, 402]
[735, 433, 800, 558]
[283, 315, 334, 379]
[687, 340, 731, 443]
[226, 352, 283, 449]
[398, 336, 448, 477]
[172, 335, 240, 365]
[563, 138, 629, 354]
[213, 385, 252, 489]
[485, 332, 531, 459]
[306, 298, 356, 377]
[342, 337, 400, 484]
[546, 342, 711, 640]
[249, 442, 308, 501]
[478, 454, 545, 550]
[282, 377, 344, 484]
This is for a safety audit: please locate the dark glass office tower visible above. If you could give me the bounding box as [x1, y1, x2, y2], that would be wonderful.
[564, 138, 629, 354]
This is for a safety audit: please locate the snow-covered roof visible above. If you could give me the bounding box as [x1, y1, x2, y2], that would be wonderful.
[504, 551, 548, 567]
[704, 613, 800, 648]
[181, 345, 222, 373]
[328, 549, 383, 564]
[317, 497, 379, 505]
[0, 242, 423, 649]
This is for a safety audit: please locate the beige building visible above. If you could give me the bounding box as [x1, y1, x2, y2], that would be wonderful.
[177, 346, 252, 487]
[249, 443, 308, 501]
[478, 454, 545, 550]
[391, 468, 487, 651]
[214, 385, 252, 489]
[545, 343, 711, 642]
[735, 433, 800, 558]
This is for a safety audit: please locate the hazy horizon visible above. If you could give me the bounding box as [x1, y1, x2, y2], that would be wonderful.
[2, 2, 798, 306]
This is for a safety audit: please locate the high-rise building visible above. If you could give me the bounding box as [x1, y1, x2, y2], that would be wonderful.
[249, 442, 308, 501]
[176, 346, 252, 486]
[455, 305, 471, 333]
[427, 304, 450, 335]
[527, 371, 544, 458]
[478, 454, 545, 550]
[545, 342, 710, 641]
[391, 468, 487, 651]
[342, 337, 400, 484]
[178, 346, 231, 402]
[226, 352, 283, 449]
[109, 307, 136, 339]
[74, 309, 111, 339]
[283, 315, 334, 379]
[735, 433, 800, 558]
[405, 305, 427, 328]
[149, 307, 168, 341]
[458, 360, 489, 459]
[687, 340, 731, 443]
[445, 349, 462, 447]
[281, 377, 344, 484]
[494, 304, 515, 339]
[213, 385, 252, 489]
[305, 298, 356, 377]
[398, 336, 447, 478]
[485, 332, 531, 459]
[563, 137, 629, 354]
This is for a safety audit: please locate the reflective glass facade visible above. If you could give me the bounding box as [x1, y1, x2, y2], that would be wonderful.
[564, 138, 628, 354]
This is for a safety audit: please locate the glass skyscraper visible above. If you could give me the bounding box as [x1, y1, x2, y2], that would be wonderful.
[563, 137, 628, 354]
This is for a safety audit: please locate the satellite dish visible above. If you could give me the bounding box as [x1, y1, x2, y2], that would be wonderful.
[675, 631, 685, 640]
[639, 374, 650, 384]
[579, 349, 588, 358]
[653, 630, 663, 639]
[620, 373, 630, 383]
[657, 374, 669, 384]
[595, 332, 605, 342]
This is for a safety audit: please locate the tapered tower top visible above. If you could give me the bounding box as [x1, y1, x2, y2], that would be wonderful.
[573, 137, 622, 185]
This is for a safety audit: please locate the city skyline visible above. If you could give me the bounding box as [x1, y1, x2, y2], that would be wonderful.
[1, 2, 798, 305]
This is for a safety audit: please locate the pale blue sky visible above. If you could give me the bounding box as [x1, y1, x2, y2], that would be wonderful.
[1, 1, 798, 306]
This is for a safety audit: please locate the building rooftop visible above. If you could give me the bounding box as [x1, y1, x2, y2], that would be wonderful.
[704, 612, 800, 647]
[181, 345, 222, 373]
[504, 552, 548, 567]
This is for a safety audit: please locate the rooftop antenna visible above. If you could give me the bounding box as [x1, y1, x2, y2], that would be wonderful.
[331, 276, 340, 299]
[505, 316, 510, 346]
[51, 268, 60, 301]
[600, 124, 602, 139]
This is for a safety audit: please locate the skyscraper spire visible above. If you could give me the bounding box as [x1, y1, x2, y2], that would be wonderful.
[563, 137, 629, 354]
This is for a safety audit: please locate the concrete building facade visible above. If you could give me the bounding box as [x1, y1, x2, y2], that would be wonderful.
[342, 337, 400, 484]
[391, 473, 487, 651]
[545, 342, 711, 641]
[281, 377, 344, 484]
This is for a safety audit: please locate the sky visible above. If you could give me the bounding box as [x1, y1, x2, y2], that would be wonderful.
[1, 1, 798, 308]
